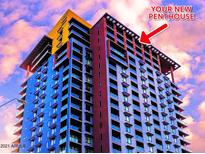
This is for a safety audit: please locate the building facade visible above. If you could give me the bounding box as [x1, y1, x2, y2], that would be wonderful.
[13, 9, 190, 153]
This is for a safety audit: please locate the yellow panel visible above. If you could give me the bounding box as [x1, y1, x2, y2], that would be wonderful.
[48, 9, 92, 54]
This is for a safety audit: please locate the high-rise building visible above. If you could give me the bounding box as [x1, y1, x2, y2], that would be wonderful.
[13, 9, 190, 153]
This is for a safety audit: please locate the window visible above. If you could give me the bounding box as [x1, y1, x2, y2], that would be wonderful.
[147, 135, 152, 142]
[86, 137, 92, 144]
[52, 118, 56, 123]
[125, 126, 131, 133]
[175, 148, 179, 153]
[166, 144, 170, 150]
[51, 128, 55, 134]
[124, 106, 129, 112]
[122, 68, 126, 73]
[145, 115, 150, 122]
[31, 141, 34, 146]
[126, 137, 132, 144]
[51, 139, 55, 145]
[165, 134, 169, 140]
[40, 117, 43, 122]
[124, 96, 128, 102]
[127, 148, 133, 153]
[37, 147, 41, 153]
[148, 146, 154, 153]
[38, 136, 42, 142]
[122, 77, 127, 82]
[32, 131, 35, 136]
[123, 86, 128, 93]
[145, 107, 149, 111]
[174, 138, 177, 143]
[33, 121, 36, 127]
[162, 116, 166, 121]
[125, 116, 130, 122]
[146, 126, 151, 132]
[143, 89, 147, 94]
[39, 126, 43, 132]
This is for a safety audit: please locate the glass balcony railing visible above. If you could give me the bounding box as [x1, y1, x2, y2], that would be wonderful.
[60, 138, 67, 144]
[71, 114, 81, 121]
[71, 103, 81, 110]
[111, 103, 119, 109]
[60, 126, 67, 133]
[111, 114, 120, 120]
[110, 93, 118, 99]
[70, 125, 81, 132]
[112, 125, 120, 131]
[112, 136, 121, 143]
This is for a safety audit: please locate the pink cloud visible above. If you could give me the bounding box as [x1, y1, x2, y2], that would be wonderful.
[0, 97, 17, 153]
[0, 20, 47, 83]
[196, 71, 205, 83]
[185, 101, 205, 152]
[182, 88, 194, 107]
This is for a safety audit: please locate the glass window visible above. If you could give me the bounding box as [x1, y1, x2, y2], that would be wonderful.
[125, 116, 130, 122]
[125, 126, 131, 133]
[51, 139, 55, 145]
[146, 126, 151, 132]
[126, 137, 132, 144]
[166, 144, 170, 150]
[37, 147, 41, 153]
[39, 126, 42, 132]
[38, 136, 42, 142]
[86, 137, 92, 144]
[147, 135, 152, 142]
[124, 96, 128, 102]
[31, 141, 34, 146]
[149, 146, 154, 152]
[124, 106, 129, 112]
[127, 148, 133, 153]
[122, 77, 127, 82]
[145, 116, 150, 121]
[165, 134, 169, 140]
[123, 86, 128, 93]
[145, 107, 149, 111]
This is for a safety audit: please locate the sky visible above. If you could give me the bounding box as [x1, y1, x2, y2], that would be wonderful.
[0, 0, 205, 152]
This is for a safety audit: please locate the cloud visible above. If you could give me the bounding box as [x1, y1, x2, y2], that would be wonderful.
[0, 97, 17, 153]
[196, 71, 205, 83]
[182, 89, 194, 107]
[0, 19, 47, 83]
[185, 101, 205, 152]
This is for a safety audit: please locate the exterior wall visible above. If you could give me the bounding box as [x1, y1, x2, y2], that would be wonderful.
[90, 17, 110, 153]
[48, 9, 92, 54]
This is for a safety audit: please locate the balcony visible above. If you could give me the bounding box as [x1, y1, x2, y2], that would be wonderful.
[60, 115, 68, 122]
[14, 126, 22, 135]
[17, 103, 24, 111]
[112, 125, 120, 131]
[14, 117, 23, 127]
[112, 136, 121, 144]
[60, 126, 67, 133]
[60, 137, 67, 145]
[111, 103, 119, 110]
[12, 135, 20, 144]
[70, 125, 81, 132]
[134, 115, 141, 121]
[16, 109, 24, 118]
[111, 114, 120, 121]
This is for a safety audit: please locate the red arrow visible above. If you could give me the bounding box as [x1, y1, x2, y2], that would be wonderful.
[139, 23, 169, 45]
